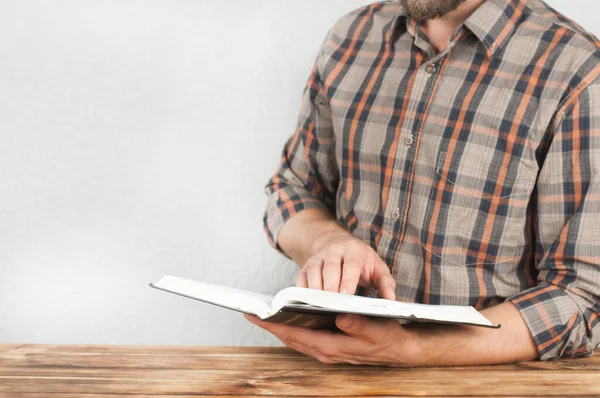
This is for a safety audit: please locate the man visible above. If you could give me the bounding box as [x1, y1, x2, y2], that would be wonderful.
[246, 0, 600, 366]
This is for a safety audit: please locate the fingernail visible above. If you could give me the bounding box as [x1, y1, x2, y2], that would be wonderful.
[388, 283, 396, 299]
[340, 288, 348, 295]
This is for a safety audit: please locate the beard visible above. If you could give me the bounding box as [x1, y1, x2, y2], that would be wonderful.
[400, 0, 469, 22]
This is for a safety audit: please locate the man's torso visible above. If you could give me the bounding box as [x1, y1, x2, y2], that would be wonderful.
[318, 0, 600, 307]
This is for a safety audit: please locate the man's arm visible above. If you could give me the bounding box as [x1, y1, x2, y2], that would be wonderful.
[262, 54, 339, 254]
[411, 302, 539, 366]
[505, 80, 600, 360]
[246, 300, 538, 367]
[263, 39, 396, 299]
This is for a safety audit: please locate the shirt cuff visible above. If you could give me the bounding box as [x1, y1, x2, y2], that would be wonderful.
[508, 282, 595, 360]
[263, 186, 334, 257]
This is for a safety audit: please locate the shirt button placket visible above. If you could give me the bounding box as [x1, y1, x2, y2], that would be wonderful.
[425, 63, 437, 76]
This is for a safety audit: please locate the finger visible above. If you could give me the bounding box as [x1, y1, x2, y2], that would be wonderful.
[322, 259, 342, 293]
[248, 315, 357, 364]
[244, 314, 259, 323]
[280, 329, 350, 365]
[335, 314, 391, 342]
[306, 260, 324, 290]
[249, 317, 341, 351]
[245, 314, 302, 336]
[295, 269, 308, 288]
[283, 339, 337, 365]
[339, 257, 362, 295]
[371, 261, 397, 300]
[299, 256, 323, 289]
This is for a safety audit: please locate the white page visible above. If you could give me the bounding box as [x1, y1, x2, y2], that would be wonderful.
[273, 287, 495, 327]
[151, 276, 274, 319]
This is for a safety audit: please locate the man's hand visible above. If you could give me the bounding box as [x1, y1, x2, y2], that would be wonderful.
[297, 232, 396, 300]
[245, 313, 418, 366]
[276, 209, 396, 300]
[245, 302, 539, 367]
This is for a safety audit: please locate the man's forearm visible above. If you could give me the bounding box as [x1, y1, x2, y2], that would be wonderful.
[410, 302, 539, 366]
[277, 209, 352, 267]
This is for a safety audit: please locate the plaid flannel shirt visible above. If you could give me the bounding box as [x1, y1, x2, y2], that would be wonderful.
[263, 0, 600, 360]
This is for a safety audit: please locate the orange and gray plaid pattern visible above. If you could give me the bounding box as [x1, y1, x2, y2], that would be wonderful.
[263, 0, 600, 360]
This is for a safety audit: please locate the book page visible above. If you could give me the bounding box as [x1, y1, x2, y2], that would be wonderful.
[272, 287, 495, 327]
[150, 276, 274, 319]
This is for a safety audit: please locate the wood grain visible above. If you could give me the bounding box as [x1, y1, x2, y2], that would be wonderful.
[0, 345, 598, 397]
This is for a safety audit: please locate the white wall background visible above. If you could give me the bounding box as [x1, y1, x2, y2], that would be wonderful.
[1, 0, 598, 346]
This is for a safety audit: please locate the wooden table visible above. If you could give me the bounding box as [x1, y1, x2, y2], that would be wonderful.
[1, 345, 599, 397]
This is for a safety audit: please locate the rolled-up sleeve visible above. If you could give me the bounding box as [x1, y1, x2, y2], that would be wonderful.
[263, 45, 339, 252]
[508, 80, 600, 360]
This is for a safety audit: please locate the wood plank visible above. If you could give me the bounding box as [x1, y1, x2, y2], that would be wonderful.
[0, 345, 598, 397]
[6, 396, 600, 398]
[1, 369, 599, 396]
[1, 345, 598, 371]
[0, 344, 323, 371]
[0, 344, 293, 355]
[12, 396, 600, 398]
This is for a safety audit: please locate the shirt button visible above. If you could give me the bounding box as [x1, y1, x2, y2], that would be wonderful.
[404, 135, 414, 146]
[391, 208, 400, 220]
[425, 64, 437, 75]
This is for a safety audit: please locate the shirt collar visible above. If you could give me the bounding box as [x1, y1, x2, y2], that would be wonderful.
[464, 0, 529, 57]
[386, 0, 529, 58]
[385, 3, 408, 44]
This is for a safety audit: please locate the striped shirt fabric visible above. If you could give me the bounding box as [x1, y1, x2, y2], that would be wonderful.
[263, 0, 600, 360]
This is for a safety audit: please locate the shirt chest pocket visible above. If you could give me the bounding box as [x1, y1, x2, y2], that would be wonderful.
[421, 148, 538, 267]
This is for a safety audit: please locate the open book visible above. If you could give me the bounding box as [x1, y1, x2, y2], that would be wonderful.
[150, 275, 499, 329]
